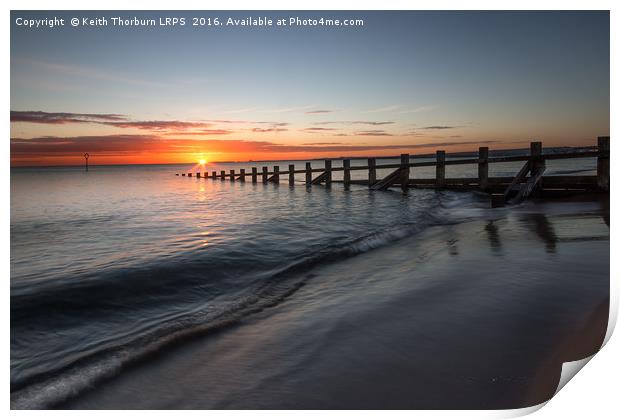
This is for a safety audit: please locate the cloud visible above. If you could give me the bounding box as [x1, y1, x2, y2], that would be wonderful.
[313, 121, 395, 126]
[354, 130, 394, 136]
[305, 110, 335, 114]
[11, 110, 128, 124]
[301, 127, 338, 132]
[302, 142, 347, 146]
[419, 126, 458, 130]
[102, 120, 214, 131]
[163, 129, 234, 136]
[251, 127, 288, 133]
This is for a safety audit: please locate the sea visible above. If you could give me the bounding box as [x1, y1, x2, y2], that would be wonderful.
[10, 152, 608, 409]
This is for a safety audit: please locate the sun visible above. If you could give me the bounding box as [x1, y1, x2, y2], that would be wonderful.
[198, 159, 207, 165]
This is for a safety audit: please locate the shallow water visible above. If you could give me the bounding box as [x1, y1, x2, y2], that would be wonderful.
[10, 154, 602, 408]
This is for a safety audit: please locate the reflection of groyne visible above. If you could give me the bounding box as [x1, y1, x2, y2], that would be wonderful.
[176, 137, 609, 207]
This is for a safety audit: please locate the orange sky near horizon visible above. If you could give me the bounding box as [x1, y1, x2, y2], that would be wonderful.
[9, 112, 607, 167]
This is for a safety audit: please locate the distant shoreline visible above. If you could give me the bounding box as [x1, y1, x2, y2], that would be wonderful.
[9, 145, 597, 169]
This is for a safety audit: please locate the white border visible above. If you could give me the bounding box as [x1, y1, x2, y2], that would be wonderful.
[4, 1, 616, 419]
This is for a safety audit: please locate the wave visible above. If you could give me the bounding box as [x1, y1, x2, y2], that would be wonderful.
[11, 190, 485, 409]
[10, 209, 455, 409]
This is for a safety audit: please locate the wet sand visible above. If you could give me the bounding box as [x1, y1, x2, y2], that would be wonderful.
[60, 200, 609, 409]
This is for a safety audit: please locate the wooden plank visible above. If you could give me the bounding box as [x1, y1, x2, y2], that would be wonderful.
[508, 165, 546, 204]
[311, 171, 329, 185]
[368, 158, 377, 186]
[436, 151, 445, 187]
[289, 164, 295, 186]
[305, 162, 312, 185]
[503, 161, 530, 203]
[598, 136, 610, 191]
[400, 154, 410, 191]
[478, 147, 489, 191]
[530, 141, 544, 195]
[325, 160, 332, 187]
[268, 166, 280, 183]
[370, 168, 403, 191]
[343, 159, 351, 190]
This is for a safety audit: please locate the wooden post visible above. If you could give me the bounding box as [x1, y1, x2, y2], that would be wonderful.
[188, 173, 192, 177]
[262, 166, 268, 183]
[478, 147, 489, 191]
[273, 166, 280, 183]
[343, 159, 351, 190]
[212, 171, 216, 179]
[530, 141, 542, 167]
[203, 172, 208, 178]
[220, 170, 226, 181]
[598, 136, 610, 192]
[239, 168, 245, 183]
[368, 158, 376, 187]
[436, 151, 445, 187]
[324, 160, 332, 187]
[230, 169, 235, 182]
[289, 164, 295, 186]
[196, 172, 201, 178]
[251, 167, 258, 183]
[305, 162, 312, 185]
[400, 154, 410, 191]
[530, 141, 543, 196]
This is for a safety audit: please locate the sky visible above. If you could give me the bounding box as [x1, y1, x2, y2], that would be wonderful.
[10, 11, 609, 166]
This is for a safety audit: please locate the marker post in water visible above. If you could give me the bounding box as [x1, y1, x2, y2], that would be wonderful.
[84, 153, 89, 172]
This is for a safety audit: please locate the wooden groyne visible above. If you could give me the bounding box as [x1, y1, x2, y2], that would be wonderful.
[176, 137, 609, 207]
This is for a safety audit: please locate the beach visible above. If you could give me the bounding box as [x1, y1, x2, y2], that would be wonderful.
[53, 197, 609, 409]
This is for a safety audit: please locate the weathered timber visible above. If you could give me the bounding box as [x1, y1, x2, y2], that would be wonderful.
[325, 160, 332, 187]
[305, 162, 312, 185]
[311, 171, 329, 185]
[598, 136, 610, 191]
[368, 158, 377, 186]
[289, 164, 295, 186]
[268, 166, 280, 183]
[502, 161, 531, 205]
[436, 151, 446, 187]
[371, 167, 406, 191]
[400, 154, 410, 192]
[176, 137, 608, 207]
[478, 147, 488, 191]
[508, 165, 546, 205]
